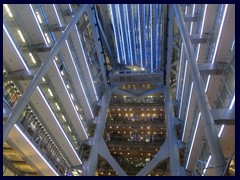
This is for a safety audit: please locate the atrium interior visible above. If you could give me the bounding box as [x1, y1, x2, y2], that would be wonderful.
[3, 4, 235, 176]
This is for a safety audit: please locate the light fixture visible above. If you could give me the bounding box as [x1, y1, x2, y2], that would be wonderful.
[55, 103, 60, 110]
[42, 77, 46, 82]
[48, 88, 53, 97]
[182, 82, 194, 141]
[29, 5, 48, 45]
[186, 112, 201, 169]
[29, 53, 36, 64]
[4, 4, 13, 17]
[53, 4, 62, 27]
[36, 11, 42, 24]
[17, 29, 26, 43]
[70, 94, 74, 100]
[62, 115, 66, 122]
[44, 33, 51, 44]
[68, 126, 72, 132]
[75, 105, 79, 111]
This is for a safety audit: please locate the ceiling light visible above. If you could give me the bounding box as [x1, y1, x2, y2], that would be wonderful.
[17, 29, 26, 43]
[48, 88, 53, 97]
[36, 11, 42, 24]
[75, 105, 79, 111]
[55, 103, 60, 110]
[28, 53, 36, 64]
[4, 4, 13, 17]
[70, 94, 74, 100]
[44, 33, 51, 44]
[62, 115, 66, 121]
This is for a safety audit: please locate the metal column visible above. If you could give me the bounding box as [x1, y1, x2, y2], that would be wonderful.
[86, 88, 111, 176]
[173, 4, 226, 175]
[3, 5, 88, 142]
[164, 5, 181, 176]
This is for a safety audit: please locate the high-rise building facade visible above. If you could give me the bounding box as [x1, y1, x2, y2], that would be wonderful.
[3, 4, 235, 176]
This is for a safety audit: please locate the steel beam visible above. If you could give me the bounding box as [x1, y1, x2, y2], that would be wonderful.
[212, 109, 235, 125]
[184, 14, 200, 22]
[173, 4, 226, 175]
[98, 138, 127, 176]
[42, 25, 66, 32]
[136, 139, 169, 176]
[198, 63, 227, 75]
[4, 69, 35, 81]
[86, 88, 111, 176]
[190, 34, 212, 44]
[21, 44, 53, 53]
[165, 5, 181, 176]
[3, 5, 88, 142]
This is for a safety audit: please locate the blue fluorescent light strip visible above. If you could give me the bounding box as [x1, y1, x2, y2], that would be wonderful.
[75, 26, 99, 101]
[189, 4, 195, 36]
[110, 5, 120, 63]
[218, 95, 235, 138]
[150, 4, 153, 70]
[204, 75, 211, 92]
[176, 6, 188, 99]
[29, 4, 48, 45]
[37, 86, 82, 164]
[182, 82, 194, 141]
[65, 40, 94, 118]
[186, 112, 201, 169]
[200, 5, 208, 37]
[125, 5, 133, 66]
[53, 4, 62, 27]
[178, 60, 188, 119]
[176, 42, 184, 99]
[231, 39, 235, 51]
[218, 124, 225, 138]
[212, 4, 228, 64]
[15, 124, 59, 176]
[138, 5, 143, 68]
[123, 5, 130, 64]
[229, 94, 235, 109]
[196, 5, 208, 62]
[202, 155, 212, 176]
[132, 5, 137, 65]
[3, 24, 30, 72]
[53, 61, 88, 138]
[118, 5, 127, 64]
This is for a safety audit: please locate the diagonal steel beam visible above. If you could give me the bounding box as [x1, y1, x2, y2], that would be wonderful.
[3, 5, 88, 142]
[165, 5, 181, 176]
[173, 4, 226, 175]
[86, 88, 111, 175]
[136, 139, 169, 176]
[99, 138, 127, 176]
